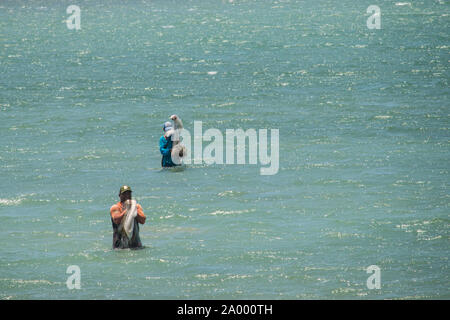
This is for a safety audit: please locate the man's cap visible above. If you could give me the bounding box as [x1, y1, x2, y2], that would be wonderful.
[163, 121, 173, 132]
[119, 185, 132, 194]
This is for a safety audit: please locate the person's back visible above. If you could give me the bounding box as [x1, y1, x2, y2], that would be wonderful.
[160, 121, 177, 167]
[159, 133, 175, 167]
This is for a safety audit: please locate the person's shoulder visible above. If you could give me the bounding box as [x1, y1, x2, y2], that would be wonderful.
[136, 203, 145, 216]
[110, 202, 120, 212]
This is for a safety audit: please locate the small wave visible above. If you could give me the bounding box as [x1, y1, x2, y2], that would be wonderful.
[395, 2, 411, 6]
[225, 274, 252, 280]
[0, 278, 61, 286]
[217, 190, 244, 197]
[195, 273, 219, 280]
[209, 209, 255, 215]
[0, 198, 23, 206]
[374, 115, 392, 119]
[325, 231, 362, 239]
[418, 235, 442, 241]
[213, 102, 236, 108]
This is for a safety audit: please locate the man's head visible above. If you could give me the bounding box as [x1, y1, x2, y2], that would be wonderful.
[163, 121, 173, 132]
[119, 185, 132, 202]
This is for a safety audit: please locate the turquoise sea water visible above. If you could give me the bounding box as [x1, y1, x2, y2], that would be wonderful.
[0, 0, 449, 299]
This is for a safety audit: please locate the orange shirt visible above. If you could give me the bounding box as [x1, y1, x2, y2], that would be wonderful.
[110, 201, 146, 225]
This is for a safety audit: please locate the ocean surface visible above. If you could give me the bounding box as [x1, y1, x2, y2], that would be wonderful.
[0, 0, 449, 299]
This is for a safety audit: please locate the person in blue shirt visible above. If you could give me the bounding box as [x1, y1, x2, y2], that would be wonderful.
[160, 121, 176, 167]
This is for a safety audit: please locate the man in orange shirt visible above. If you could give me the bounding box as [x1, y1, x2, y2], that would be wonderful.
[110, 185, 146, 249]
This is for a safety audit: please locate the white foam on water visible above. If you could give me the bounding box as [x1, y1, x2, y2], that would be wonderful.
[0, 198, 23, 206]
[374, 115, 392, 119]
[208, 209, 254, 215]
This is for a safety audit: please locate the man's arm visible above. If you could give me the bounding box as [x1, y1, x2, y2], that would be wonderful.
[136, 204, 146, 224]
[159, 136, 172, 156]
[110, 204, 126, 225]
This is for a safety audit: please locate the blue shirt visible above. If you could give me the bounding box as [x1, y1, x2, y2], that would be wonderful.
[159, 135, 175, 167]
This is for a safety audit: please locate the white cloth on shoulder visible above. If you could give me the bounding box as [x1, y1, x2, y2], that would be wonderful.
[118, 199, 137, 240]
